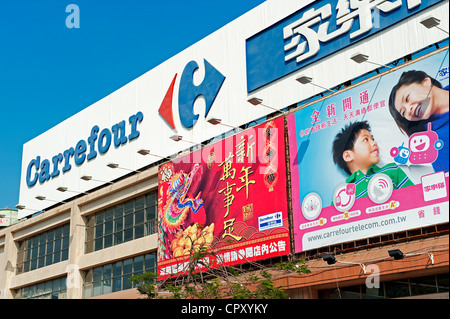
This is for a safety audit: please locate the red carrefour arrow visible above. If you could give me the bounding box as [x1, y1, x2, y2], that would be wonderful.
[158, 74, 178, 131]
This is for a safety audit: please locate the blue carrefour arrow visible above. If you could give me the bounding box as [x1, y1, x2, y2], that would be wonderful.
[178, 59, 226, 128]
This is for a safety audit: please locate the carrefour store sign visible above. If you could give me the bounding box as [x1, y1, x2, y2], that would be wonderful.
[18, 55, 235, 218]
[18, 0, 448, 218]
[25, 112, 144, 188]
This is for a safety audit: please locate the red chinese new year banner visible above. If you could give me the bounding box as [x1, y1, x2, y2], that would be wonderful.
[157, 117, 290, 279]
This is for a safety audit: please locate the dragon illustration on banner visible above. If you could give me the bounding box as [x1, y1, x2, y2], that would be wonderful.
[158, 163, 205, 260]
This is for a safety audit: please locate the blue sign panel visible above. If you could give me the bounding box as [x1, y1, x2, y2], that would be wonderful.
[246, 0, 444, 92]
[258, 212, 283, 231]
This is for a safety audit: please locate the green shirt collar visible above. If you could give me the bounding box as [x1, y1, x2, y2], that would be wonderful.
[346, 165, 381, 183]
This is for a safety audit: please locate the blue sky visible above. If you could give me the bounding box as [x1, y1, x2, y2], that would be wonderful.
[0, 0, 266, 210]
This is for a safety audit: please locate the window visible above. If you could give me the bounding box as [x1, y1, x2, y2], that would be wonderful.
[16, 224, 70, 274]
[385, 279, 410, 299]
[83, 252, 156, 298]
[410, 275, 439, 296]
[14, 277, 67, 299]
[318, 273, 449, 299]
[85, 192, 157, 253]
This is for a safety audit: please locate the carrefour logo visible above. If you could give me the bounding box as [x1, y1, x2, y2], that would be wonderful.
[158, 59, 226, 130]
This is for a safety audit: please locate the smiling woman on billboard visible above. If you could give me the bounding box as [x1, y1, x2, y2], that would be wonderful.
[388, 67, 449, 173]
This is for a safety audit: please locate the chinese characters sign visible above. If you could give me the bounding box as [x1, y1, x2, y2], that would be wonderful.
[246, 0, 444, 92]
[157, 117, 290, 278]
[298, 90, 387, 138]
[287, 50, 449, 252]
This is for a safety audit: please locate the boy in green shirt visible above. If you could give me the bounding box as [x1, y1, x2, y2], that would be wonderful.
[332, 121, 414, 200]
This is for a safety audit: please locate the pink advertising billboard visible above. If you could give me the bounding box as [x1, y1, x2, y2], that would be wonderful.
[287, 49, 449, 253]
